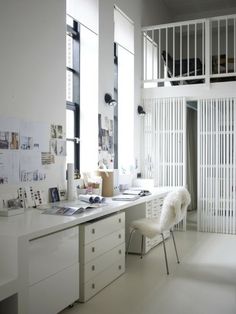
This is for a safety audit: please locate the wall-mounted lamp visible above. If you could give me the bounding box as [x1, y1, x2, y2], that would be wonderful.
[137, 105, 146, 115]
[104, 93, 117, 107]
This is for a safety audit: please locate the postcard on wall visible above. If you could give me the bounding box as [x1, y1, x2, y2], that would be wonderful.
[20, 151, 46, 182]
[0, 151, 20, 184]
[41, 152, 55, 165]
[10, 132, 19, 150]
[51, 124, 63, 139]
[56, 140, 66, 156]
[50, 139, 66, 156]
[0, 131, 10, 149]
[20, 120, 49, 152]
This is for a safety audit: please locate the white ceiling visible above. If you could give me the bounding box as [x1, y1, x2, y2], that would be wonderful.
[162, 0, 236, 17]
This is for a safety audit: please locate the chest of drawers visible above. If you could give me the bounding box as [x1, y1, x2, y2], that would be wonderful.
[79, 212, 125, 302]
[28, 226, 79, 314]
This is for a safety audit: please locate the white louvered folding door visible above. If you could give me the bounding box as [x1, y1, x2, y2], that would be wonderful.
[142, 97, 187, 229]
[198, 98, 236, 234]
[142, 97, 187, 187]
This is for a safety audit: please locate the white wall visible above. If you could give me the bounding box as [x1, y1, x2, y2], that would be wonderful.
[0, 0, 66, 198]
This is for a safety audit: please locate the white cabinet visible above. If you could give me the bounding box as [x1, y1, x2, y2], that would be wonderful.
[125, 194, 170, 254]
[28, 226, 79, 314]
[79, 212, 125, 302]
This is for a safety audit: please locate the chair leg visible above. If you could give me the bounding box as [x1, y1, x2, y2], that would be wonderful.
[170, 230, 180, 264]
[161, 233, 169, 275]
[126, 228, 135, 255]
[140, 235, 145, 259]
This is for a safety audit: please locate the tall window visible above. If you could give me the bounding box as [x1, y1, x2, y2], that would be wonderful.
[66, 15, 80, 171]
[113, 43, 118, 169]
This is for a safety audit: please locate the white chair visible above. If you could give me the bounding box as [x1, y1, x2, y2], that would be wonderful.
[126, 187, 191, 274]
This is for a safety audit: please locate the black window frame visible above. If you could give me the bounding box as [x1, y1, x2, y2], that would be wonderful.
[114, 43, 118, 169]
[66, 18, 80, 171]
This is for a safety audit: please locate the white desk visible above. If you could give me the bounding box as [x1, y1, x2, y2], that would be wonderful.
[0, 187, 173, 314]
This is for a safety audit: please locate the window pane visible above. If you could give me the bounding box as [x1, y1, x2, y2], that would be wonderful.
[66, 109, 75, 139]
[66, 35, 73, 68]
[66, 70, 73, 102]
[66, 140, 74, 165]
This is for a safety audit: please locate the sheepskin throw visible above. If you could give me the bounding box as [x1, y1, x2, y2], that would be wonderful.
[130, 187, 191, 238]
[159, 187, 191, 232]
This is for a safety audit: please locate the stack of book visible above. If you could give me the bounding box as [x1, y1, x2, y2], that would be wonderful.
[112, 189, 151, 201]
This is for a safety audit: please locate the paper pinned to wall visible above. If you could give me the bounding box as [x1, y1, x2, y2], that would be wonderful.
[20, 151, 46, 182]
[0, 151, 20, 184]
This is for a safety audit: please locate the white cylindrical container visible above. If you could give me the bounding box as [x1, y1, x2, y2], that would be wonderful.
[67, 163, 75, 201]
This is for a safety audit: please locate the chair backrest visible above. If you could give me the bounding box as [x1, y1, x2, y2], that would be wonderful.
[161, 50, 174, 77]
[159, 187, 191, 231]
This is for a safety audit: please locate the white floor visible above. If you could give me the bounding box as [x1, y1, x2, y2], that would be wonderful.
[61, 228, 236, 314]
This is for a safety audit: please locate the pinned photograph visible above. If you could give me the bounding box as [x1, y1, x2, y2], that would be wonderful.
[50, 139, 57, 155]
[41, 152, 55, 165]
[20, 136, 33, 150]
[49, 187, 60, 203]
[10, 132, 19, 150]
[57, 140, 66, 156]
[51, 124, 63, 139]
[0, 132, 9, 149]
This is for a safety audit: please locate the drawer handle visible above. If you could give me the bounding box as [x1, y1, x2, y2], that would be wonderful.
[118, 234, 121, 239]
[92, 228, 95, 234]
[119, 218, 122, 223]
[92, 283, 95, 289]
[92, 247, 95, 253]
[119, 249, 122, 255]
[118, 265, 122, 270]
[92, 265, 95, 271]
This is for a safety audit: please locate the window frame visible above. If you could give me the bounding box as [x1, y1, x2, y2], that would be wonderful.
[66, 18, 80, 171]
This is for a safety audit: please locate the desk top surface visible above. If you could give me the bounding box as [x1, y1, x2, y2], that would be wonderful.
[0, 187, 174, 240]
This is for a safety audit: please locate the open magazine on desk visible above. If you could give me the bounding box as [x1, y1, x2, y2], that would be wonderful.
[42, 203, 101, 216]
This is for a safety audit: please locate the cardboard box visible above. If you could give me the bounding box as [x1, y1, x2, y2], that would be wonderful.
[97, 170, 119, 197]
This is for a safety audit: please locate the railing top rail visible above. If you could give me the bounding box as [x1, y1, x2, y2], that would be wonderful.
[142, 14, 236, 32]
[209, 13, 236, 21]
[142, 18, 207, 31]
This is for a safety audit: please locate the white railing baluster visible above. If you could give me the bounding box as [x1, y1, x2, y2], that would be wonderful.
[187, 24, 190, 76]
[152, 30, 154, 80]
[159, 29, 161, 80]
[202, 22, 204, 75]
[145, 32, 148, 81]
[218, 20, 220, 74]
[234, 19, 236, 73]
[166, 28, 168, 79]
[180, 25, 182, 77]
[173, 27, 175, 77]
[226, 18, 228, 73]
[195, 23, 197, 76]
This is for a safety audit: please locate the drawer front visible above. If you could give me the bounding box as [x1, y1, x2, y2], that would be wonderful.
[29, 263, 79, 314]
[81, 229, 125, 263]
[80, 257, 125, 302]
[81, 212, 125, 244]
[81, 243, 125, 283]
[29, 227, 79, 285]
